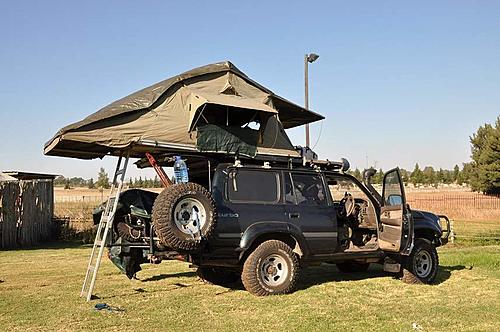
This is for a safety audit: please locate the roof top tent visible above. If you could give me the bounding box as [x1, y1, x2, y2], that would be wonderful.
[44, 61, 324, 162]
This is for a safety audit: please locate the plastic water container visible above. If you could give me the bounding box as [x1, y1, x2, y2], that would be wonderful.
[173, 156, 189, 183]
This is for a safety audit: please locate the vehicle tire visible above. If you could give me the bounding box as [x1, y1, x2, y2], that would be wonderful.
[241, 240, 299, 296]
[402, 238, 439, 284]
[152, 183, 216, 251]
[196, 267, 240, 287]
[336, 261, 370, 273]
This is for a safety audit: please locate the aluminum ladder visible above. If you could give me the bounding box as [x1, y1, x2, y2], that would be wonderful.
[80, 152, 129, 301]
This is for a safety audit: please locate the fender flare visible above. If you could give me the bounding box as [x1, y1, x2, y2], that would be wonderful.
[238, 221, 310, 259]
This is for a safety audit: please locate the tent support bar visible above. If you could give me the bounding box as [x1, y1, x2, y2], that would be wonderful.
[145, 153, 172, 187]
[189, 104, 207, 133]
[138, 140, 197, 151]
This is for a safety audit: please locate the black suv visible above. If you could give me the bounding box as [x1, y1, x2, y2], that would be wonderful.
[101, 158, 450, 296]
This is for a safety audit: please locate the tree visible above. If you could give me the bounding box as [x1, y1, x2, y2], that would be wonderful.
[422, 166, 436, 186]
[347, 168, 362, 181]
[436, 168, 444, 184]
[410, 163, 424, 186]
[452, 165, 460, 183]
[461, 162, 474, 185]
[96, 167, 110, 189]
[372, 168, 384, 184]
[88, 178, 95, 189]
[153, 175, 161, 187]
[469, 117, 500, 194]
[400, 169, 410, 186]
[64, 179, 71, 190]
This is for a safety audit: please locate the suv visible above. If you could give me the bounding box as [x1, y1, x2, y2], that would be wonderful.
[101, 158, 450, 296]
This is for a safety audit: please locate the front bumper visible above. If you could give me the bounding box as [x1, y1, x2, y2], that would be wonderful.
[438, 215, 451, 245]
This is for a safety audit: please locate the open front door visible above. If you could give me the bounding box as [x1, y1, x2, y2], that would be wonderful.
[378, 168, 413, 253]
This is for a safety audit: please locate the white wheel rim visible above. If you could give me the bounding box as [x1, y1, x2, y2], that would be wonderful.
[173, 198, 207, 235]
[414, 250, 432, 278]
[259, 254, 289, 287]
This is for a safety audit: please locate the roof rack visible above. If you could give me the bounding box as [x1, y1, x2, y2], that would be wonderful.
[135, 147, 350, 174]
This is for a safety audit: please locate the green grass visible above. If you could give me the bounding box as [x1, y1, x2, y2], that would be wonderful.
[451, 219, 500, 246]
[1, 241, 499, 332]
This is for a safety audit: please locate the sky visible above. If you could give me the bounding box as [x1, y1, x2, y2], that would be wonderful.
[1, 1, 499, 179]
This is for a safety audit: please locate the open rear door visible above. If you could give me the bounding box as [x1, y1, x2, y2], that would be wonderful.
[378, 168, 413, 253]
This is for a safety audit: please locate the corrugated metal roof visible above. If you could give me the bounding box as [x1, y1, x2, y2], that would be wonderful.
[0, 172, 18, 181]
[2, 171, 58, 180]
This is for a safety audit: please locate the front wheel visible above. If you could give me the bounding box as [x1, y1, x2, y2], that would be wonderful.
[241, 240, 299, 296]
[402, 239, 439, 284]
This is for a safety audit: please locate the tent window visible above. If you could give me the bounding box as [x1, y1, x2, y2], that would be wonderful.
[193, 104, 269, 129]
[242, 121, 260, 130]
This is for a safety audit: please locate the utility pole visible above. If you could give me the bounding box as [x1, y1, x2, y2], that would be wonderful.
[304, 53, 319, 147]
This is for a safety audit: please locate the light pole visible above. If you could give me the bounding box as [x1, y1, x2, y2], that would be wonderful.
[304, 53, 319, 147]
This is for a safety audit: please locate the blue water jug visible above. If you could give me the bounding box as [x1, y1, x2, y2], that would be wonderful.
[173, 156, 189, 183]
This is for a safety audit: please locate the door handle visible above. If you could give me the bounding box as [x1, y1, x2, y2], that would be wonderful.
[288, 213, 300, 219]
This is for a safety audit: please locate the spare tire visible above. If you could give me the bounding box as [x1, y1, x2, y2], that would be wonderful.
[152, 183, 216, 251]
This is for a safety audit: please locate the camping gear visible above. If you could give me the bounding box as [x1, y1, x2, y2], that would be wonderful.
[81, 152, 130, 302]
[44, 61, 323, 160]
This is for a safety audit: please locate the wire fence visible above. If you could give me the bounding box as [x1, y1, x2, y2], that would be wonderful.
[54, 196, 103, 222]
[407, 192, 500, 209]
[406, 192, 500, 220]
[54, 195, 103, 203]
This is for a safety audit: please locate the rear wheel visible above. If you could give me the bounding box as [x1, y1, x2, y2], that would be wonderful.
[402, 239, 439, 284]
[336, 261, 370, 273]
[241, 240, 299, 296]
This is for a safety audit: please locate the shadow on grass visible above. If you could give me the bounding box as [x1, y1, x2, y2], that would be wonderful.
[297, 264, 389, 291]
[435, 265, 466, 283]
[90, 263, 468, 301]
[98, 281, 197, 300]
[140, 271, 197, 282]
[204, 263, 467, 292]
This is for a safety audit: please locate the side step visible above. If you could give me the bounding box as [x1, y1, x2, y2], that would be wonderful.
[383, 261, 401, 273]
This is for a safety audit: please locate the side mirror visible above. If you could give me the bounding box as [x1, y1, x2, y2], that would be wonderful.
[387, 194, 402, 206]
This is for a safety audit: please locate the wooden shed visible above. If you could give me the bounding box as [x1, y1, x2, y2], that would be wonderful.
[0, 171, 56, 248]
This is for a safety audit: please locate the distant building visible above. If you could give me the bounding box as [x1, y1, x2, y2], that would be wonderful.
[0, 171, 57, 248]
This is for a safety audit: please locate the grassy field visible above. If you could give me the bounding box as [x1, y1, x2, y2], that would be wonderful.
[1, 226, 499, 331]
[8, 187, 498, 331]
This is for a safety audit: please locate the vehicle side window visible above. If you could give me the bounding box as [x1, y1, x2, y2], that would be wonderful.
[290, 173, 327, 206]
[283, 172, 296, 204]
[227, 169, 280, 203]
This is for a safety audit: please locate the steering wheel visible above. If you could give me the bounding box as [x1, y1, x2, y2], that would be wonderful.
[340, 193, 356, 217]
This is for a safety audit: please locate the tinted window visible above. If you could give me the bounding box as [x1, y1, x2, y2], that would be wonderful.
[290, 173, 327, 206]
[228, 170, 279, 203]
[284, 173, 296, 204]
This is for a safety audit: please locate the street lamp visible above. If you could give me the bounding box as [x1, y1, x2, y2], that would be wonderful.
[304, 53, 319, 147]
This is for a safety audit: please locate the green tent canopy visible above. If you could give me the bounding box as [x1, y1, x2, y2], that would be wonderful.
[44, 61, 324, 160]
